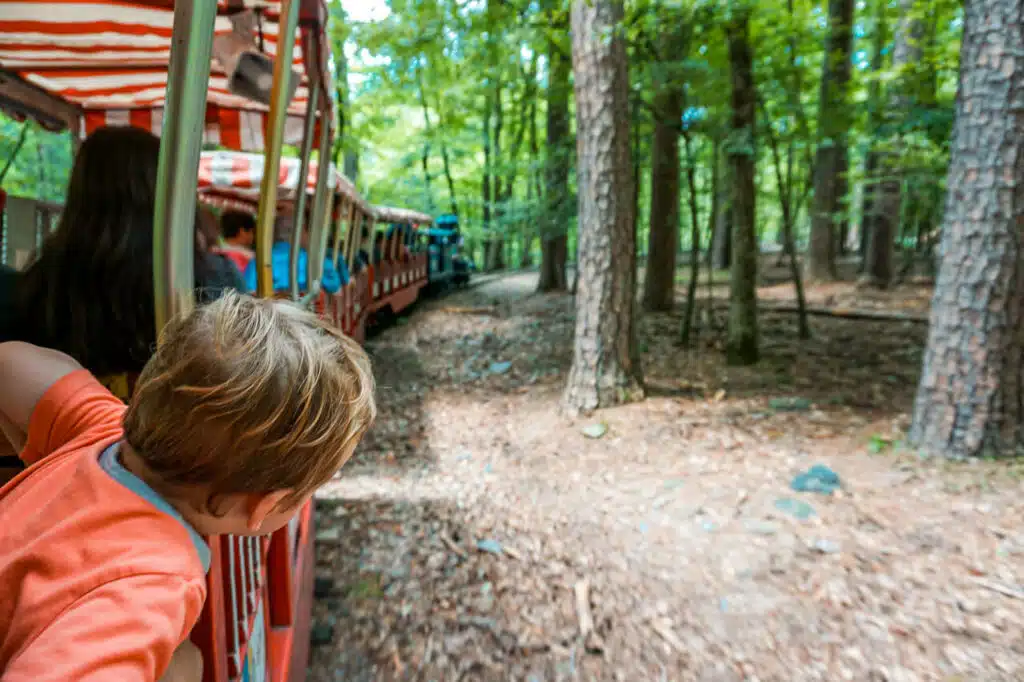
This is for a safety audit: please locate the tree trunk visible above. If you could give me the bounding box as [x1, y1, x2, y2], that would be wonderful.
[864, 0, 924, 288]
[420, 143, 435, 211]
[522, 76, 540, 268]
[563, 0, 643, 415]
[489, 72, 505, 271]
[806, 0, 854, 282]
[333, 47, 360, 184]
[910, 0, 1024, 458]
[679, 132, 702, 346]
[711, 146, 732, 270]
[725, 10, 759, 366]
[859, 149, 880, 271]
[642, 86, 682, 312]
[481, 94, 492, 268]
[343, 151, 359, 184]
[759, 97, 811, 339]
[538, 20, 572, 292]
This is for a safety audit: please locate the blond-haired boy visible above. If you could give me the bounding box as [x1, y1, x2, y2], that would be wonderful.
[0, 293, 375, 681]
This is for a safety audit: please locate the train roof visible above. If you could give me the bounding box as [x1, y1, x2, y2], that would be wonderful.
[373, 205, 433, 225]
[0, 0, 332, 152]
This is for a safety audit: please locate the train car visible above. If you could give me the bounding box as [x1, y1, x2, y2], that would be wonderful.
[369, 205, 432, 317]
[194, 152, 432, 331]
[0, 2, 430, 681]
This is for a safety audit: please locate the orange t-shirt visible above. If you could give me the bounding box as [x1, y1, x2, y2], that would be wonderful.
[0, 371, 209, 681]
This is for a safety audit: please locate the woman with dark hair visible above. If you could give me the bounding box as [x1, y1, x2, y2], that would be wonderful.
[7, 126, 242, 377]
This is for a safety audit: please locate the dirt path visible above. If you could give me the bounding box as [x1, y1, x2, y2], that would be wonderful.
[308, 273, 1024, 682]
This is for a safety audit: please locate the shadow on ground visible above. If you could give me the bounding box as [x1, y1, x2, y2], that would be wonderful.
[344, 339, 435, 475]
[307, 495, 611, 682]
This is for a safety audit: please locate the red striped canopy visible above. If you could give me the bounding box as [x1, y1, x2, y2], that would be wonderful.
[197, 150, 368, 213]
[0, 0, 330, 152]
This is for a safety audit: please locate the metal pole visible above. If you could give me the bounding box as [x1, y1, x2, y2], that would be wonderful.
[306, 121, 333, 291]
[289, 69, 320, 301]
[153, 0, 216, 334]
[345, 204, 359, 273]
[254, 0, 301, 298]
[330, 196, 346, 269]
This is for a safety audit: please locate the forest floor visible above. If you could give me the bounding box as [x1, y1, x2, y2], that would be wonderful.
[307, 272, 1024, 682]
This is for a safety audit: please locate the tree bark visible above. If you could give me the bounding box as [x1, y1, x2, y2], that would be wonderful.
[538, 16, 572, 292]
[806, 0, 855, 282]
[642, 85, 682, 312]
[481, 94, 492, 267]
[488, 73, 506, 271]
[522, 71, 540, 268]
[910, 0, 1024, 459]
[333, 46, 360, 183]
[759, 98, 811, 339]
[864, 0, 925, 288]
[679, 131, 702, 345]
[711, 145, 732, 270]
[724, 10, 759, 366]
[563, 0, 643, 415]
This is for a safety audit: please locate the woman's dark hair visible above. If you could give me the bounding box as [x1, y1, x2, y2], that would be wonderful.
[14, 126, 237, 376]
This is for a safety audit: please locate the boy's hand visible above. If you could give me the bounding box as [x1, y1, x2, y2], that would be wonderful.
[158, 640, 203, 682]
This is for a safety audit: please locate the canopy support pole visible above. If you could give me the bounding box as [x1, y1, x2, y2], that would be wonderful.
[306, 117, 333, 294]
[152, 0, 216, 333]
[347, 204, 362, 273]
[289, 61, 320, 301]
[254, 0, 300, 298]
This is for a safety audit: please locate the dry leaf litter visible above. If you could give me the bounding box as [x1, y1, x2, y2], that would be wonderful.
[306, 272, 1024, 682]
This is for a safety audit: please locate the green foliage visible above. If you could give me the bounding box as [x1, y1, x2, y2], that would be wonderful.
[0, 113, 73, 203]
[0, 0, 962, 272]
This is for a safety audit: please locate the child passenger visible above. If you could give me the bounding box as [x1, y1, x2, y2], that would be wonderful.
[0, 292, 375, 681]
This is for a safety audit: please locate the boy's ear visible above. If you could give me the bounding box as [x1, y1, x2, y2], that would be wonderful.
[246, 490, 293, 533]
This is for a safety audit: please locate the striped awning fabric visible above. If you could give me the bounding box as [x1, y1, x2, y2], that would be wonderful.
[197, 150, 368, 212]
[0, 0, 328, 152]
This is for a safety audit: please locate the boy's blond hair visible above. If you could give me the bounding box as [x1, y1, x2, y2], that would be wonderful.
[123, 292, 375, 506]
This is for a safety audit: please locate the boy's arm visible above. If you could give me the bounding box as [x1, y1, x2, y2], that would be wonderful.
[3, 574, 205, 682]
[157, 640, 203, 682]
[0, 342, 82, 440]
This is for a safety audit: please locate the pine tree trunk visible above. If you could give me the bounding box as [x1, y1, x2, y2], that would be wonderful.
[711, 146, 732, 270]
[865, 0, 925, 287]
[725, 10, 759, 366]
[705, 137, 721, 267]
[563, 0, 643, 415]
[642, 86, 682, 312]
[859, 0, 889, 276]
[538, 21, 571, 292]
[806, 0, 854, 282]
[482, 97, 492, 255]
[911, 0, 1024, 458]
[522, 79, 540, 268]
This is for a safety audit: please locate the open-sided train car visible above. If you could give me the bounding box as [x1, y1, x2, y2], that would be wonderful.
[0, 2, 402, 681]
[195, 151, 433, 336]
